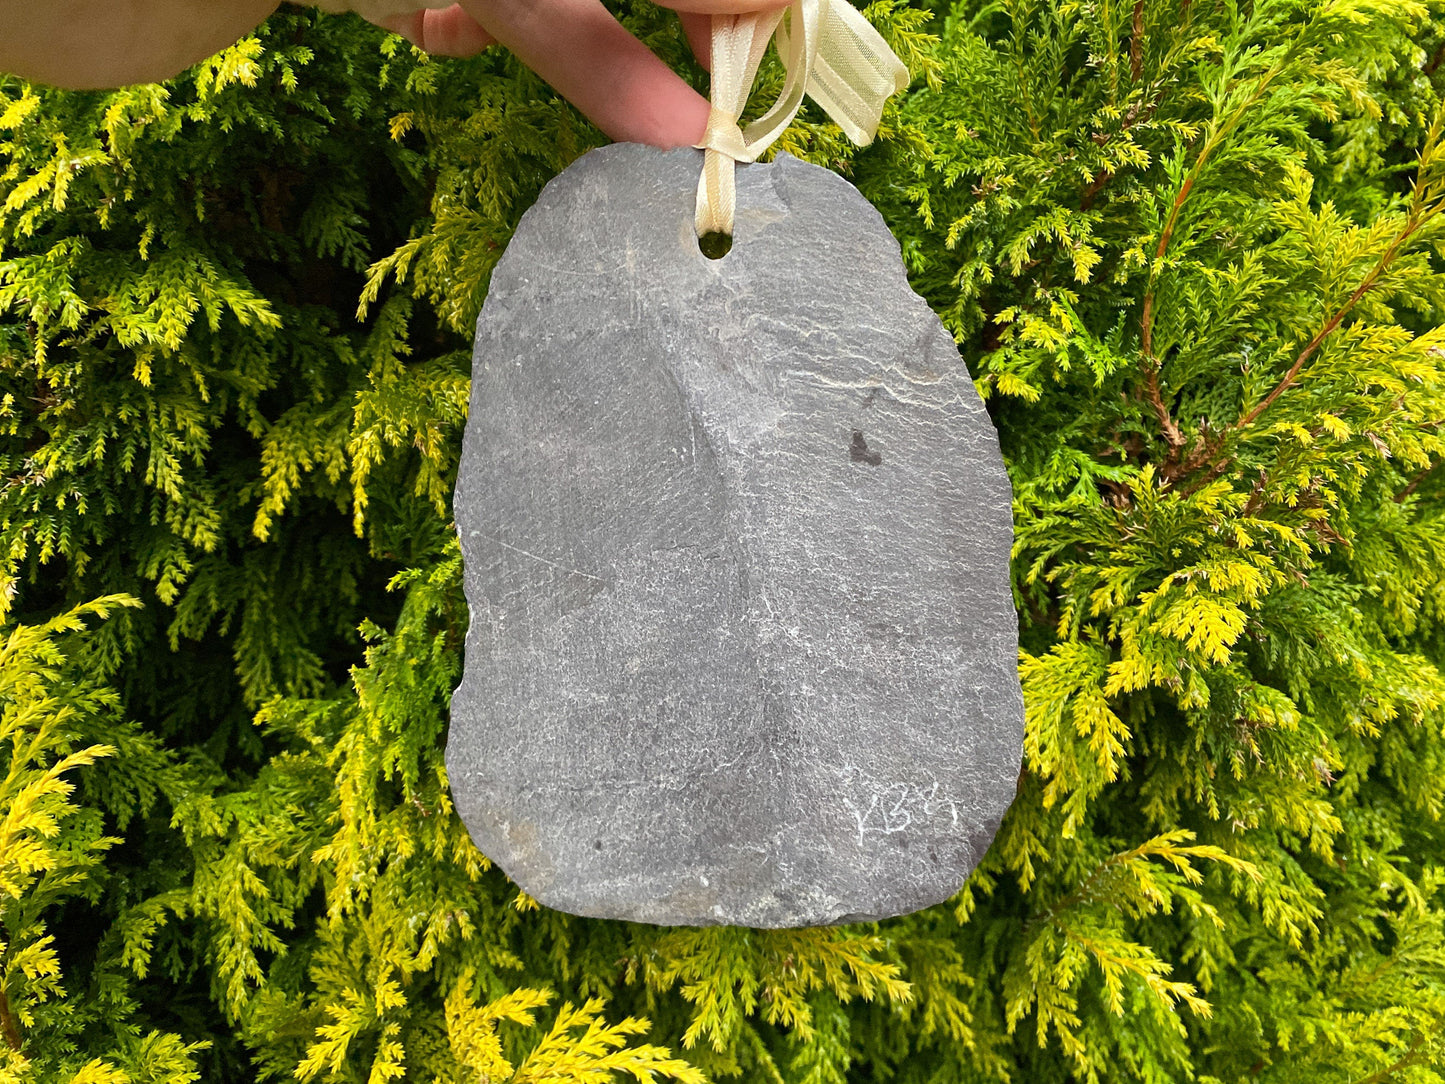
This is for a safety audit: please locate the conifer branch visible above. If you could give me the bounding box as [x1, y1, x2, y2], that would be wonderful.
[1080, 91, 1169, 211]
[1142, 61, 1286, 342]
[1235, 224, 1421, 431]
[1167, 105, 1445, 496]
[1353, 1032, 1427, 1084]
[1237, 110, 1445, 433]
[1140, 72, 1284, 452]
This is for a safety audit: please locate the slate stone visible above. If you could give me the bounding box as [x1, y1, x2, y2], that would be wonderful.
[448, 144, 1022, 928]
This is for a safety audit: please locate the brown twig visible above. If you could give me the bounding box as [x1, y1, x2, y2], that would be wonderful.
[1240, 296, 1374, 427]
[1137, 170, 1200, 452]
[0, 984, 22, 1051]
[1080, 169, 1113, 211]
[1425, 41, 1445, 77]
[1171, 451, 1231, 495]
[1394, 462, 1440, 503]
[1354, 1033, 1428, 1084]
[1140, 174, 1196, 360]
[1138, 60, 1294, 458]
[1079, 83, 1171, 213]
[1143, 365, 1186, 448]
[1237, 219, 1421, 432]
[1163, 113, 1445, 493]
[1129, 0, 1145, 82]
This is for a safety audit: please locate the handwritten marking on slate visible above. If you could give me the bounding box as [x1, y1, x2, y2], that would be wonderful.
[843, 782, 959, 846]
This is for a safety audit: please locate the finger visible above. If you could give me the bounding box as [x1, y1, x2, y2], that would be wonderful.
[666, 0, 795, 69]
[655, 0, 792, 12]
[375, 6, 495, 56]
[457, 0, 710, 148]
[416, 6, 497, 54]
[677, 11, 711, 71]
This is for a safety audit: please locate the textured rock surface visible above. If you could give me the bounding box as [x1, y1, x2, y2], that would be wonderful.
[449, 144, 1022, 927]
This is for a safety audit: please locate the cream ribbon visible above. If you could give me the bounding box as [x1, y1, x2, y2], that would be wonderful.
[691, 0, 910, 238]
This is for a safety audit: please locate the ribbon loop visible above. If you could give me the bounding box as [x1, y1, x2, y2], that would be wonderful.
[692, 0, 909, 238]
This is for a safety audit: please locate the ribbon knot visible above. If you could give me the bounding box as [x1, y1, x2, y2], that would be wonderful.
[691, 0, 909, 238]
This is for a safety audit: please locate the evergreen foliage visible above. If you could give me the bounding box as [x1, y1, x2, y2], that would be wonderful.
[1, 0, 1444, 1079]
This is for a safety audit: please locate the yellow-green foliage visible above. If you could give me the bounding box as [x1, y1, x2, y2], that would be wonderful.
[0, 598, 208, 1084]
[2, 0, 1445, 1081]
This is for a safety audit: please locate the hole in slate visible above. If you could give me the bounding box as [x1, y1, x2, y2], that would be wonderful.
[850, 430, 883, 466]
[698, 231, 733, 260]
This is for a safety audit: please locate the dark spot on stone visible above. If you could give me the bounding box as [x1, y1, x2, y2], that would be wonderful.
[850, 430, 882, 466]
[593, 840, 603, 850]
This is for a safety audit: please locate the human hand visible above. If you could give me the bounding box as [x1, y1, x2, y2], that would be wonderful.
[369, 0, 793, 147]
[0, 0, 779, 149]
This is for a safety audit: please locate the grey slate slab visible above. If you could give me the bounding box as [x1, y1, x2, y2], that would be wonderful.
[448, 144, 1022, 927]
